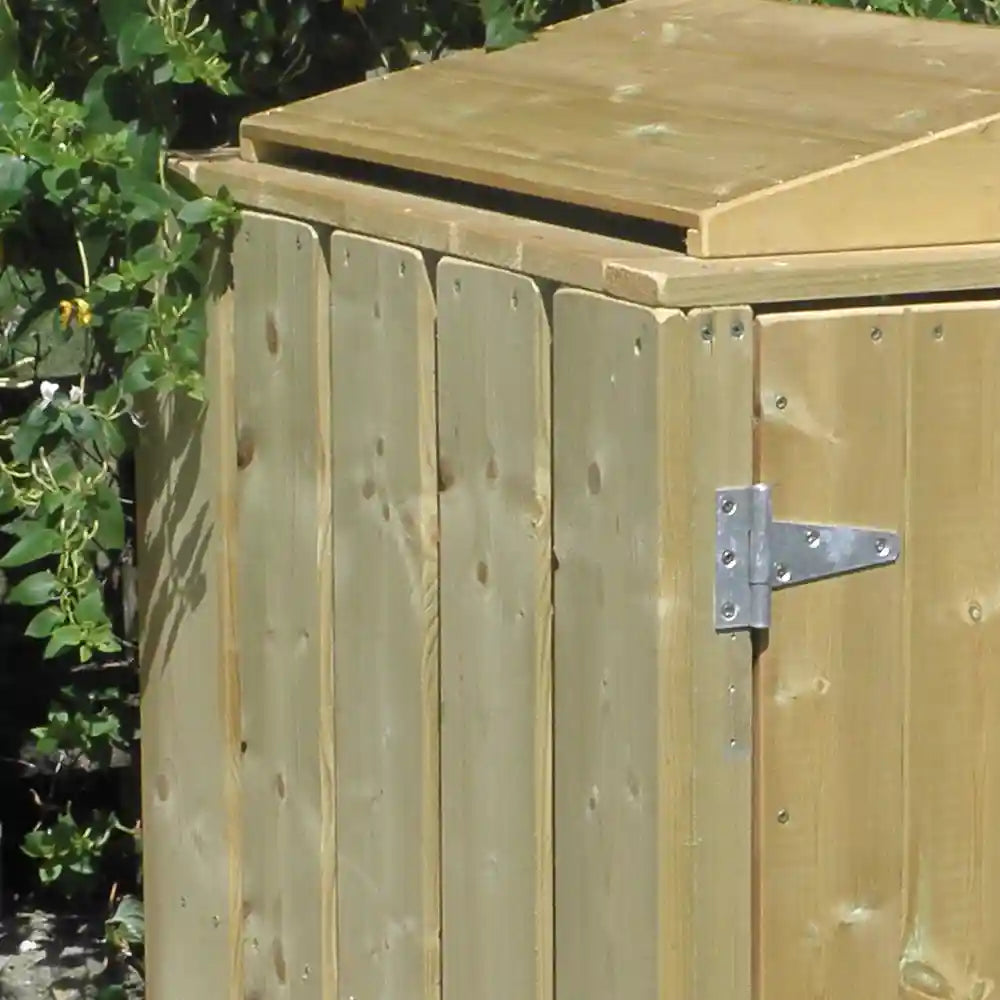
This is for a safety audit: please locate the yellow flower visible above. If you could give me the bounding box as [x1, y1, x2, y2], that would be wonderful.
[343, 0, 367, 11]
[58, 297, 93, 328]
[74, 298, 92, 326]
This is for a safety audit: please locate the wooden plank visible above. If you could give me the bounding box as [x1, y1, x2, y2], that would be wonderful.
[552, 293, 752, 1000]
[329, 232, 440, 1000]
[136, 241, 242, 1000]
[687, 307, 754, 1000]
[899, 302, 1000, 1000]
[436, 260, 552, 1000]
[240, 0, 1000, 255]
[690, 113, 1000, 257]
[755, 307, 908, 1000]
[233, 213, 335, 1000]
[172, 153, 1000, 309]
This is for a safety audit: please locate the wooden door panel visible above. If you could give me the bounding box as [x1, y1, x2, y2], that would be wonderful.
[756, 301, 1000, 1000]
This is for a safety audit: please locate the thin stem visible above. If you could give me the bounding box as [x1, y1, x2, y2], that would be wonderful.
[74, 228, 91, 291]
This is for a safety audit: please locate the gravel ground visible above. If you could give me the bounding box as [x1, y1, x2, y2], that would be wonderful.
[0, 911, 142, 1000]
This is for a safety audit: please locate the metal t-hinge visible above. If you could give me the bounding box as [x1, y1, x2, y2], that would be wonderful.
[715, 484, 901, 632]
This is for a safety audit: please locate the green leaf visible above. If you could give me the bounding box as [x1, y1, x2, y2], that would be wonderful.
[39, 862, 63, 884]
[22, 831, 52, 858]
[107, 895, 144, 943]
[11, 421, 46, 463]
[0, 529, 62, 568]
[25, 606, 66, 638]
[44, 625, 84, 659]
[95, 273, 124, 293]
[6, 570, 59, 606]
[76, 584, 108, 626]
[99, 0, 145, 34]
[110, 308, 151, 353]
[117, 14, 169, 69]
[42, 166, 77, 198]
[122, 353, 155, 394]
[480, 0, 536, 50]
[152, 61, 175, 85]
[94, 483, 125, 550]
[0, 153, 31, 212]
[177, 197, 221, 225]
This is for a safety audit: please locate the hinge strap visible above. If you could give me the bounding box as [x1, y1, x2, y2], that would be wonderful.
[715, 485, 901, 632]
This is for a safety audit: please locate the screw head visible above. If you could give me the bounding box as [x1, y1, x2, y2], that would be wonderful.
[932, 324, 944, 341]
[875, 537, 890, 557]
[777, 809, 790, 824]
[720, 601, 737, 621]
[871, 327, 883, 342]
[775, 564, 791, 584]
[775, 394, 788, 410]
[700, 324, 713, 342]
[721, 549, 736, 568]
[730, 320, 744, 339]
[805, 529, 820, 548]
[969, 602, 983, 623]
[721, 496, 737, 515]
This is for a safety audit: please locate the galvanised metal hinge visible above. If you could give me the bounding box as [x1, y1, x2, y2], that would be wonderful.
[714, 484, 901, 632]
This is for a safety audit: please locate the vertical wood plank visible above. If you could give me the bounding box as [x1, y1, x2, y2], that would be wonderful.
[437, 260, 552, 1000]
[329, 233, 440, 1000]
[688, 307, 754, 1000]
[900, 302, 1000, 1000]
[756, 308, 907, 1000]
[552, 294, 753, 1000]
[137, 241, 242, 1000]
[233, 213, 335, 1000]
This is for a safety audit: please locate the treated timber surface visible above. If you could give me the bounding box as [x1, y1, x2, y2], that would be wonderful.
[757, 302, 1000, 1000]
[329, 233, 441, 1000]
[233, 214, 335, 999]
[437, 261, 553, 1000]
[239, 0, 1000, 256]
[137, 245, 242, 1000]
[552, 297, 753, 1000]
[173, 152, 1000, 307]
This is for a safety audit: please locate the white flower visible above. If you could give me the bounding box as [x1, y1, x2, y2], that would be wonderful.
[39, 380, 59, 410]
[69, 384, 84, 404]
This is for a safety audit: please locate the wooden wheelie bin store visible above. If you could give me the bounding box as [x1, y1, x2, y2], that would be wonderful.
[138, 0, 1000, 998]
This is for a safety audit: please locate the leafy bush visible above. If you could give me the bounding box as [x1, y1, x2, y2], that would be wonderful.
[798, 0, 1000, 20]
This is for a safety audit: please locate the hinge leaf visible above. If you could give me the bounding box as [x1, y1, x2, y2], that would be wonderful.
[714, 485, 901, 632]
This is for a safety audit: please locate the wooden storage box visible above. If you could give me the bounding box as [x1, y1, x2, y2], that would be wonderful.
[138, 1, 1000, 998]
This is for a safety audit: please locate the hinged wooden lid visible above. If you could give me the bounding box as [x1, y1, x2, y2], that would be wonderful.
[239, 0, 1000, 258]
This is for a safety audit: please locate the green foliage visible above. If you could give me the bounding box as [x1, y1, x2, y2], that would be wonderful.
[0, 0, 237, 965]
[797, 0, 1000, 20]
[22, 806, 129, 890]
